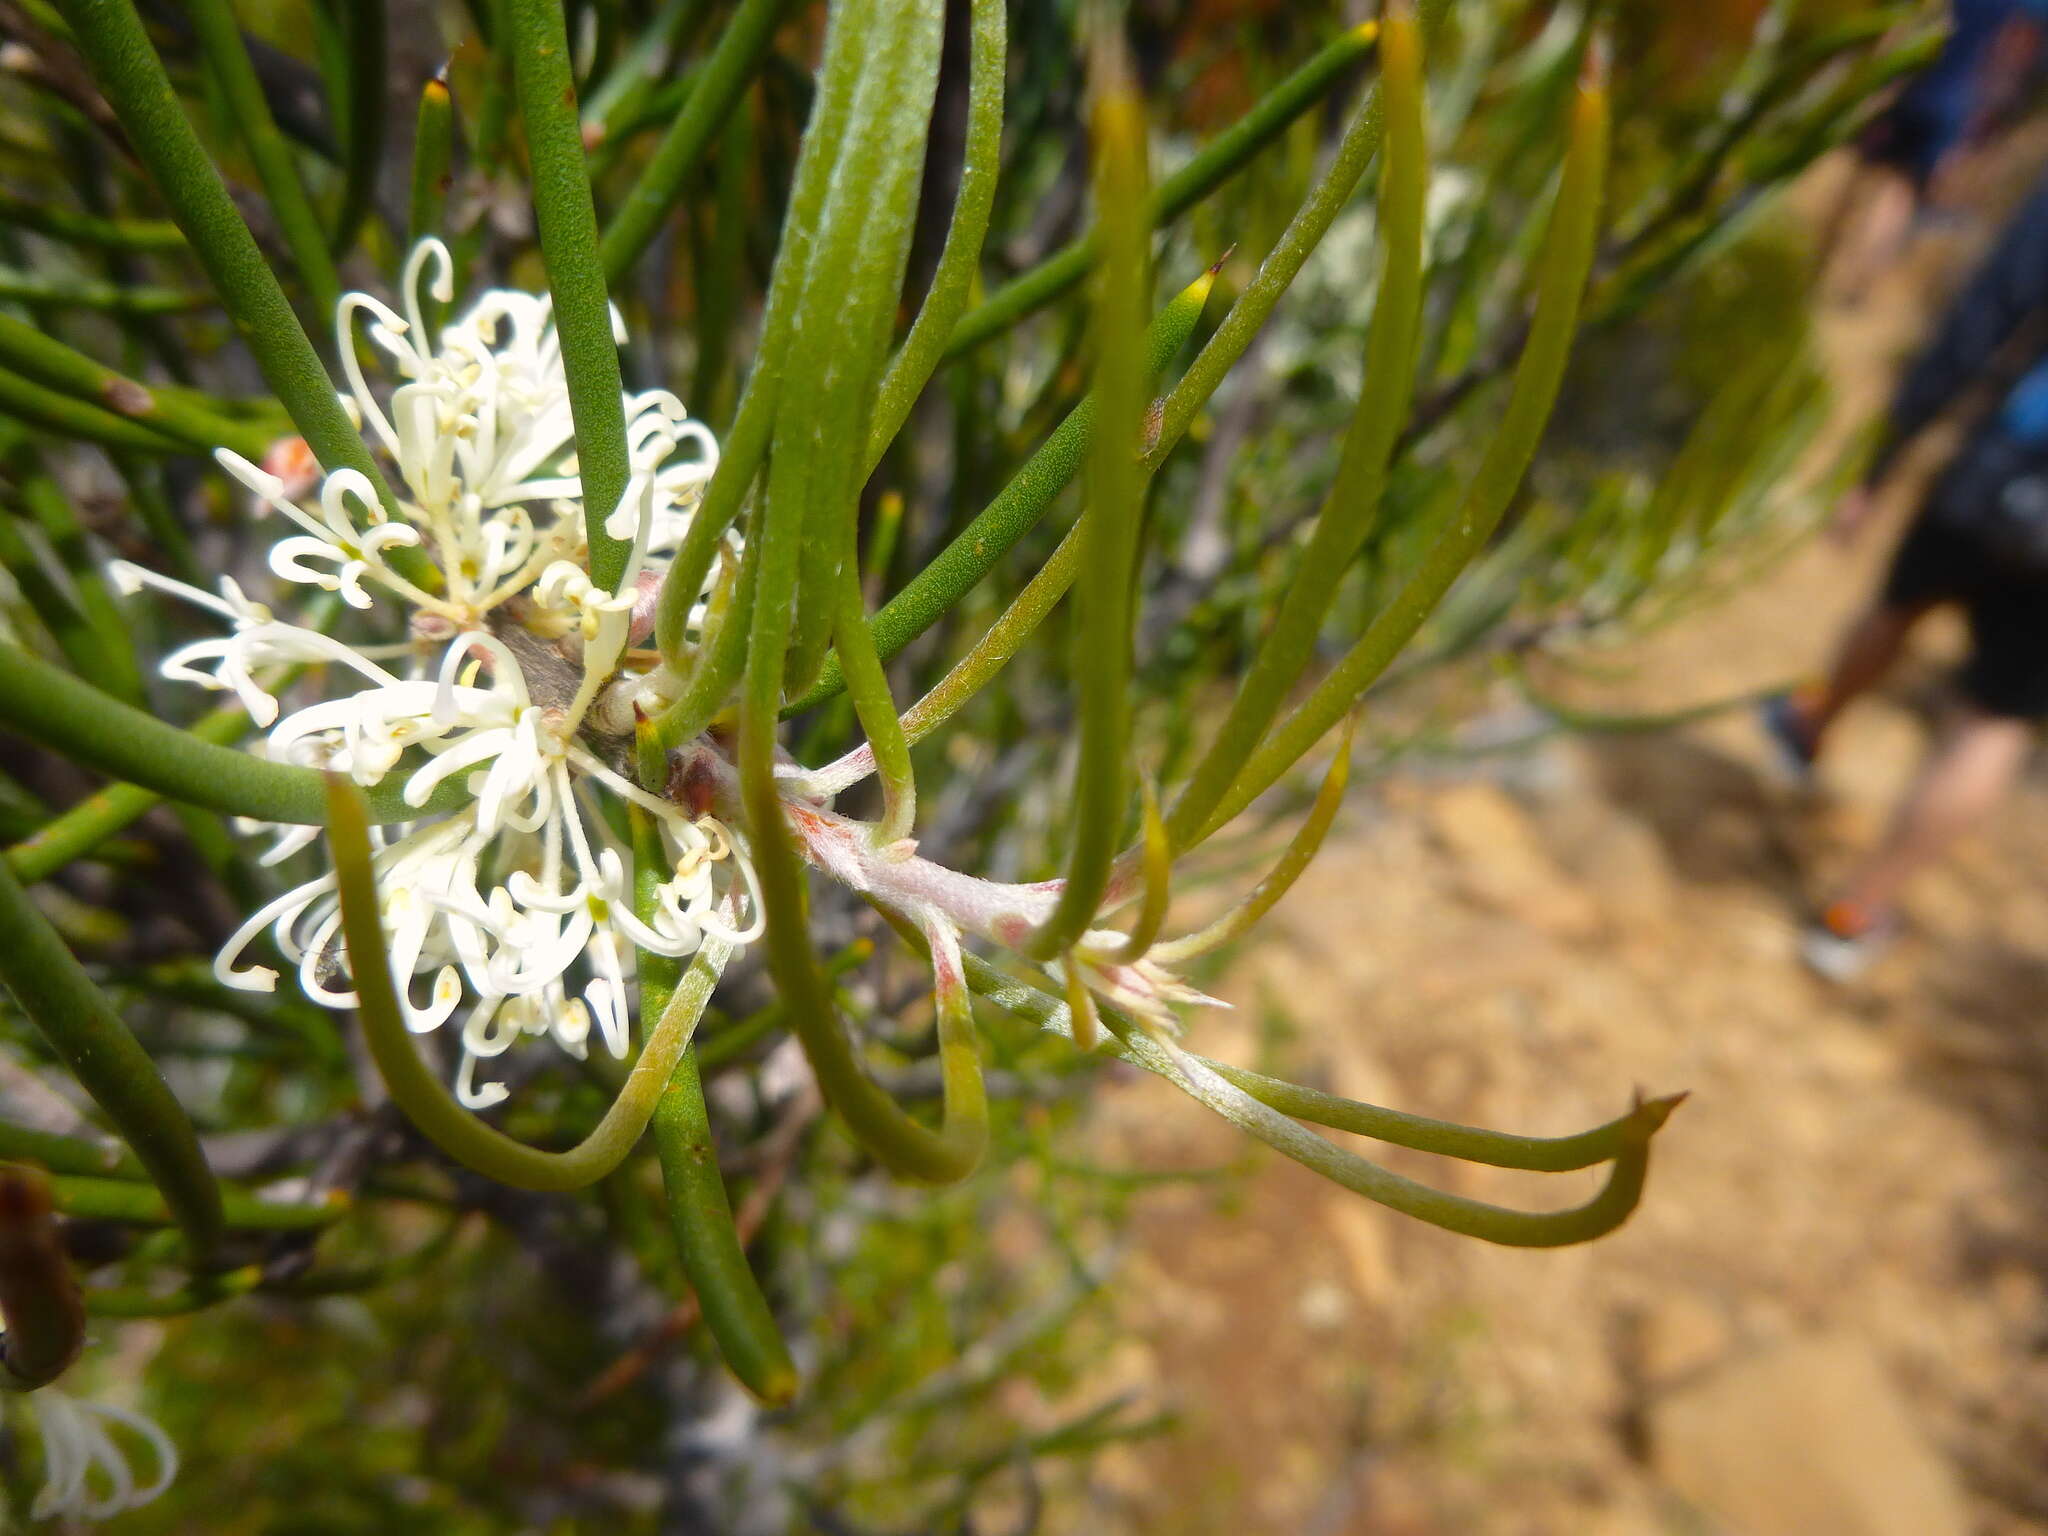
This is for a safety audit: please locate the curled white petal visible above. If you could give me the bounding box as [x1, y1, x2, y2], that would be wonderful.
[25, 1390, 177, 1522]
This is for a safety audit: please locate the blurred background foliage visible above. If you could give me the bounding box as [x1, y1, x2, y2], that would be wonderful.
[0, 0, 1940, 1527]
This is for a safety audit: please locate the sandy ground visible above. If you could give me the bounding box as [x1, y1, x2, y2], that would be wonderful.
[1040, 147, 2048, 1534]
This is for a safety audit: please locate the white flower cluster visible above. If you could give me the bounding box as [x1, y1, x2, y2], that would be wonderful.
[18, 1387, 176, 1522]
[116, 241, 760, 1106]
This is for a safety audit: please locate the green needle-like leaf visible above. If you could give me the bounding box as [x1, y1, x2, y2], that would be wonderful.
[50, 0, 410, 528]
[582, 0, 706, 145]
[0, 365, 186, 455]
[39, 1175, 334, 1231]
[1198, 36, 1611, 847]
[1106, 780, 1171, 963]
[1166, 0, 1428, 848]
[787, 268, 1213, 717]
[407, 69, 457, 261]
[0, 192, 185, 254]
[1152, 717, 1354, 964]
[507, 0, 635, 591]
[1144, 0, 1453, 473]
[327, 775, 731, 1192]
[6, 706, 249, 882]
[0, 510, 121, 696]
[864, 0, 1006, 465]
[0, 272, 212, 316]
[328, 0, 387, 257]
[0, 644, 470, 826]
[0, 856, 221, 1260]
[771, 0, 944, 697]
[651, 1045, 800, 1402]
[600, 0, 793, 283]
[1119, 1023, 1672, 1247]
[184, 0, 342, 319]
[947, 935, 1675, 1246]
[943, 22, 1379, 357]
[0, 312, 272, 460]
[633, 808, 797, 1406]
[1026, 39, 1151, 961]
[734, 0, 985, 1186]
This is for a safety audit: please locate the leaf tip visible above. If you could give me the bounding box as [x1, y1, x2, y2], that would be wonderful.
[1579, 27, 1612, 95]
[1631, 1087, 1688, 1134]
[751, 1364, 801, 1408]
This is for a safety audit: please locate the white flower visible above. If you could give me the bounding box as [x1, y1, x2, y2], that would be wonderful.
[207, 239, 726, 633]
[119, 242, 760, 1107]
[105, 561, 405, 730]
[17, 1388, 177, 1522]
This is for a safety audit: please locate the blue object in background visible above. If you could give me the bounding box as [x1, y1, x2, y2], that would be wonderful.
[1875, 0, 2048, 185]
[2000, 358, 2048, 444]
